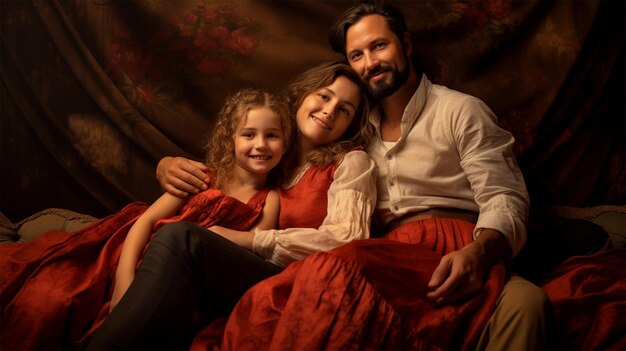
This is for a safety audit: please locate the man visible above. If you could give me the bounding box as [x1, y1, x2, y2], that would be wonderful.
[328, 1, 550, 349]
[156, 1, 551, 349]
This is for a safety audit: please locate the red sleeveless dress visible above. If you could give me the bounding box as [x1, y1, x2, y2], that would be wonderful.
[276, 164, 335, 230]
[0, 187, 271, 350]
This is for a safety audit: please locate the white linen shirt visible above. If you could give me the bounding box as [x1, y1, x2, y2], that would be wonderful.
[368, 74, 529, 256]
[253, 150, 377, 267]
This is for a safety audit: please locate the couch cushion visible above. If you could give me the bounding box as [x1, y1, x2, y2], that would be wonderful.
[15, 208, 97, 242]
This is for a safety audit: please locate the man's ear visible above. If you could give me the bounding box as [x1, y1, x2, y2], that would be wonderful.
[402, 32, 412, 56]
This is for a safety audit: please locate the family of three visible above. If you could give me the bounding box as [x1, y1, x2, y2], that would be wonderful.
[0, 1, 551, 350]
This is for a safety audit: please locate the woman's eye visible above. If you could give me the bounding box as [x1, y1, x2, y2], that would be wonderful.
[318, 93, 330, 101]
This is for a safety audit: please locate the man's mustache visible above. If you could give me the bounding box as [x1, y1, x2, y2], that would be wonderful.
[364, 64, 392, 81]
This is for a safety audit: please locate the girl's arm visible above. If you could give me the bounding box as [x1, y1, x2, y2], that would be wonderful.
[110, 193, 185, 311]
[209, 190, 280, 250]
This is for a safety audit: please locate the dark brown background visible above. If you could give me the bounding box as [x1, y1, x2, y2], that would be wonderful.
[1, 0, 624, 222]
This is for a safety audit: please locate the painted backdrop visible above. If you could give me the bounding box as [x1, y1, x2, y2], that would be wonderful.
[1, 0, 624, 221]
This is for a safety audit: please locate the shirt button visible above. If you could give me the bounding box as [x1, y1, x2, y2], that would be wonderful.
[386, 154, 393, 160]
[389, 180, 394, 186]
[393, 205, 399, 211]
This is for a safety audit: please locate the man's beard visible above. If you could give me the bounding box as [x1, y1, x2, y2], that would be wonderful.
[364, 61, 409, 99]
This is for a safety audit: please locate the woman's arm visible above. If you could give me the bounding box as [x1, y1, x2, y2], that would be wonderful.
[253, 150, 377, 267]
[110, 193, 185, 310]
[210, 190, 280, 250]
[156, 156, 211, 197]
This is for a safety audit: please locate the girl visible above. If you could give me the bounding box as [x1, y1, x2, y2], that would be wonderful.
[0, 88, 292, 350]
[110, 88, 291, 309]
[87, 61, 377, 350]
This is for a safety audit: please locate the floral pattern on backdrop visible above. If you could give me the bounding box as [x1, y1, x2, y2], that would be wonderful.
[1, 0, 623, 221]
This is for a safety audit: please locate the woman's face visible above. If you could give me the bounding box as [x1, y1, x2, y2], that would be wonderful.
[295, 76, 361, 151]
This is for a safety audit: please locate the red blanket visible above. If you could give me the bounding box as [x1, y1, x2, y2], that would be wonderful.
[540, 248, 626, 351]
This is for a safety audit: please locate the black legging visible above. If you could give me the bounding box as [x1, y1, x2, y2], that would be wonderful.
[87, 222, 282, 350]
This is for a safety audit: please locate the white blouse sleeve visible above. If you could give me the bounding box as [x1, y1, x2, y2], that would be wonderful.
[252, 150, 377, 267]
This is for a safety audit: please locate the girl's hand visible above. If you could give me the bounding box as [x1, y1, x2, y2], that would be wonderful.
[156, 157, 211, 197]
[110, 270, 134, 312]
[209, 226, 255, 250]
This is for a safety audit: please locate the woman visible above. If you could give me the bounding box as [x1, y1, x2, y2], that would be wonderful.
[86, 61, 377, 350]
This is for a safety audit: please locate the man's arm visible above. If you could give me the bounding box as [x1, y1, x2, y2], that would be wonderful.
[156, 156, 211, 197]
[425, 98, 528, 305]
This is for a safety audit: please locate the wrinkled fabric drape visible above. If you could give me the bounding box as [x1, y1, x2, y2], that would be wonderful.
[0, 187, 271, 350]
[540, 248, 626, 351]
[1, 0, 624, 222]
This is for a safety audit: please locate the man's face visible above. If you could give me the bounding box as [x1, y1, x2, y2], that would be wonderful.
[345, 14, 410, 99]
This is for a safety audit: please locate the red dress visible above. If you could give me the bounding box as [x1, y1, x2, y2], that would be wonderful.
[192, 167, 505, 351]
[0, 187, 271, 350]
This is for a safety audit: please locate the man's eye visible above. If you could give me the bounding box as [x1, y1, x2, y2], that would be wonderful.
[350, 52, 362, 61]
[374, 42, 386, 50]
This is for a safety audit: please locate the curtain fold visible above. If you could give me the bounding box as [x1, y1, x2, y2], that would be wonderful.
[31, 0, 192, 160]
[1, 0, 623, 222]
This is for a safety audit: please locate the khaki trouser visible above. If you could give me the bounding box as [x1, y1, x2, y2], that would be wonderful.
[476, 274, 553, 351]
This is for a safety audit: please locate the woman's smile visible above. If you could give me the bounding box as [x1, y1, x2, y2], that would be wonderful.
[311, 115, 332, 130]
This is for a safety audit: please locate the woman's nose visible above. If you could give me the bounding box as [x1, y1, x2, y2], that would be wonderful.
[322, 103, 337, 119]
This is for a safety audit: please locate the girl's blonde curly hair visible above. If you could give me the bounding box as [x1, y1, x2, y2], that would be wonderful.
[203, 88, 292, 189]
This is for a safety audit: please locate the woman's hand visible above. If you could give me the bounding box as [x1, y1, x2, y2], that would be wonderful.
[156, 156, 210, 198]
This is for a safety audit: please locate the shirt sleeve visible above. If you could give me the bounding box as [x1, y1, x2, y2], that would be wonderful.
[454, 98, 530, 257]
[253, 150, 377, 267]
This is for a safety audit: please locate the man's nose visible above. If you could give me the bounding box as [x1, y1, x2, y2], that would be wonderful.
[364, 52, 379, 71]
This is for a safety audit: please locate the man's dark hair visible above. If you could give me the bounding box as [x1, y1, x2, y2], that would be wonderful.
[329, 0, 407, 57]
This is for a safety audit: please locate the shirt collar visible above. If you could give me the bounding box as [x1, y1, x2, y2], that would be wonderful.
[368, 73, 431, 136]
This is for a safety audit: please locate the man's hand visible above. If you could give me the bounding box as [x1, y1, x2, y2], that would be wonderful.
[426, 228, 509, 305]
[156, 156, 210, 198]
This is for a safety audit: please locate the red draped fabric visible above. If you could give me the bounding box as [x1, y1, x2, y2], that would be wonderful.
[540, 248, 626, 351]
[0, 188, 270, 350]
[193, 218, 505, 351]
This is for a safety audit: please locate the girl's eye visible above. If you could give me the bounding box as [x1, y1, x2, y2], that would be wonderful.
[242, 133, 254, 139]
[267, 133, 282, 139]
[318, 93, 330, 101]
[340, 107, 351, 116]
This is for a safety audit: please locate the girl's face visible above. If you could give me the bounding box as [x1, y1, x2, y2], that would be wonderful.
[296, 76, 361, 151]
[233, 107, 285, 176]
